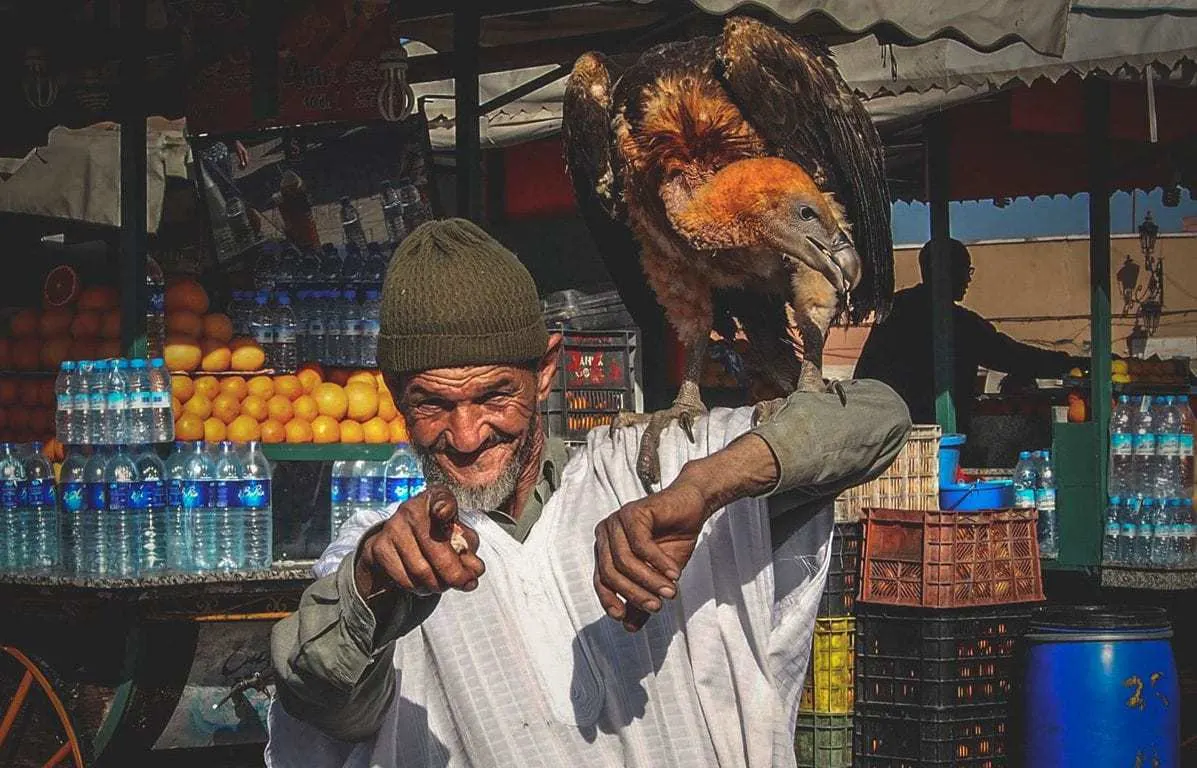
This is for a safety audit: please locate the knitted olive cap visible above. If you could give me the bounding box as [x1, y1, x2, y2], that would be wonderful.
[378, 218, 548, 373]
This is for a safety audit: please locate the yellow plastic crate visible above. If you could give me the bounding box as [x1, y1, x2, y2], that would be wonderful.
[799, 617, 855, 714]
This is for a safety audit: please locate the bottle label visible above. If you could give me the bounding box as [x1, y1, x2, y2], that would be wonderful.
[180, 480, 207, 510]
[1105, 520, 1120, 537]
[57, 393, 72, 411]
[354, 478, 375, 504]
[1035, 488, 1057, 512]
[239, 479, 271, 509]
[149, 289, 165, 313]
[330, 477, 346, 505]
[1121, 522, 1136, 536]
[214, 480, 236, 509]
[1182, 434, 1194, 458]
[344, 322, 362, 337]
[1159, 434, 1181, 457]
[0, 479, 19, 510]
[61, 481, 87, 513]
[105, 391, 127, 410]
[1134, 434, 1157, 455]
[73, 392, 90, 411]
[1014, 488, 1036, 509]
[135, 481, 164, 508]
[128, 482, 150, 510]
[26, 478, 54, 507]
[385, 477, 410, 504]
[309, 319, 325, 334]
[88, 482, 107, 510]
[89, 392, 105, 411]
[276, 327, 297, 343]
[1110, 433, 1133, 456]
[106, 482, 131, 510]
[151, 391, 172, 408]
[168, 478, 183, 509]
[131, 391, 153, 409]
[362, 320, 381, 336]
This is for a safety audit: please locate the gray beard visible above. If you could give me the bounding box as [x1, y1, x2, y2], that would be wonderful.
[414, 419, 540, 512]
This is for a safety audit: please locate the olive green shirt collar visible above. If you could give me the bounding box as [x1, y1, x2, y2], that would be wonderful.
[483, 437, 569, 542]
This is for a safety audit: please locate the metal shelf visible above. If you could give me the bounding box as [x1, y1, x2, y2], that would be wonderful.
[262, 443, 395, 462]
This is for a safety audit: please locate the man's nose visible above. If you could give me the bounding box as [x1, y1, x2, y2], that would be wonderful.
[445, 405, 491, 454]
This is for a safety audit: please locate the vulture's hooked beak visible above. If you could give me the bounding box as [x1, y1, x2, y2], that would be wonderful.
[773, 224, 862, 296]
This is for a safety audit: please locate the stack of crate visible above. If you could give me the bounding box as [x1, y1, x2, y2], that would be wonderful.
[539, 329, 641, 448]
[834, 424, 941, 522]
[794, 522, 861, 767]
[853, 507, 1045, 767]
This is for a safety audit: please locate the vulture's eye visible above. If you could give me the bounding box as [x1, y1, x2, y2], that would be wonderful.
[798, 206, 817, 221]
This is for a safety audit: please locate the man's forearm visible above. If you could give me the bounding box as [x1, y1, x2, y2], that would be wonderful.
[670, 432, 779, 515]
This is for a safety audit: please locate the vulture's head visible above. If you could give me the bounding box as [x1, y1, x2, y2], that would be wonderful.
[667, 156, 861, 295]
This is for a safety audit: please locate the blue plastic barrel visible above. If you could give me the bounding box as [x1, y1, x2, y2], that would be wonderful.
[938, 434, 966, 488]
[1024, 605, 1179, 767]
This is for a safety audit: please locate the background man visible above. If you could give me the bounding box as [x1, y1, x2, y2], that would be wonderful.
[268, 218, 911, 767]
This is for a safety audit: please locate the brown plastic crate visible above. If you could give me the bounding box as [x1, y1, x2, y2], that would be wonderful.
[835, 424, 941, 523]
[859, 508, 1045, 609]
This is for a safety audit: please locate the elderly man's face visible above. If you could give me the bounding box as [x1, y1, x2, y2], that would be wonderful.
[387, 336, 561, 511]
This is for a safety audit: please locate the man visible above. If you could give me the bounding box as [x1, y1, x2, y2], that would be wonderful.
[268, 219, 911, 768]
[855, 238, 1079, 434]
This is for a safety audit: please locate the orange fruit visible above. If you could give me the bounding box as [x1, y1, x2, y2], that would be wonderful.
[339, 420, 364, 443]
[217, 377, 247, 401]
[167, 311, 204, 338]
[165, 279, 209, 314]
[327, 368, 351, 387]
[311, 415, 340, 444]
[171, 374, 195, 402]
[261, 419, 286, 444]
[40, 337, 72, 370]
[183, 393, 213, 420]
[96, 339, 121, 359]
[285, 418, 313, 443]
[8, 408, 29, 430]
[362, 416, 390, 444]
[20, 383, 41, 407]
[227, 415, 261, 442]
[43, 438, 65, 463]
[212, 393, 241, 424]
[78, 285, 119, 311]
[347, 370, 376, 387]
[267, 394, 294, 423]
[38, 308, 73, 338]
[38, 380, 55, 408]
[296, 367, 323, 394]
[292, 394, 319, 422]
[231, 344, 266, 372]
[200, 340, 232, 372]
[0, 339, 11, 369]
[204, 416, 227, 442]
[68, 340, 97, 363]
[241, 394, 269, 422]
[313, 382, 348, 420]
[202, 313, 234, 343]
[273, 375, 303, 401]
[70, 311, 101, 339]
[164, 336, 202, 372]
[42, 265, 81, 309]
[175, 413, 204, 441]
[345, 381, 379, 421]
[171, 396, 183, 415]
[247, 376, 274, 399]
[388, 418, 409, 443]
[194, 375, 221, 401]
[100, 309, 122, 339]
[10, 309, 39, 338]
[378, 390, 399, 422]
[12, 340, 41, 371]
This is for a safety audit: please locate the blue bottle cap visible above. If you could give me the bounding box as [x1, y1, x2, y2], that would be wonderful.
[1144, 498, 1156, 507]
[62, 360, 76, 371]
[1110, 495, 1121, 504]
[117, 359, 130, 369]
[152, 358, 165, 367]
[1019, 451, 1031, 459]
[131, 358, 147, 369]
[1119, 394, 1131, 403]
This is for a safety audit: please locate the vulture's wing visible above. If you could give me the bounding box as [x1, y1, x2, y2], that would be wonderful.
[716, 17, 893, 324]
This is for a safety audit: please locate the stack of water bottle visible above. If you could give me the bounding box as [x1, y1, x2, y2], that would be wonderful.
[1103, 394, 1196, 569]
[1013, 450, 1060, 559]
[330, 443, 424, 538]
[0, 442, 61, 573]
[230, 286, 382, 372]
[54, 358, 174, 445]
[54, 440, 273, 578]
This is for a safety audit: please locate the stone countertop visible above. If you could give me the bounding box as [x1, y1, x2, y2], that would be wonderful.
[0, 562, 316, 593]
[1101, 567, 1197, 591]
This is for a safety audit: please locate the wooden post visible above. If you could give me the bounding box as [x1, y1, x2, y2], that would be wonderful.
[454, 9, 483, 222]
[926, 113, 957, 433]
[119, 0, 148, 358]
[1086, 78, 1112, 509]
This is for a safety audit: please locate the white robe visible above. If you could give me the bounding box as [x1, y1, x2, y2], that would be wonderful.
[266, 406, 833, 768]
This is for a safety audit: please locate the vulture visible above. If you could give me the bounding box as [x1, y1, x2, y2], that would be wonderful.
[562, 15, 893, 489]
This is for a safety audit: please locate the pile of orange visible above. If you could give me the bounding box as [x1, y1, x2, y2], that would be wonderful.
[0, 378, 57, 444]
[171, 364, 409, 445]
[3, 284, 123, 371]
[162, 279, 266, 373]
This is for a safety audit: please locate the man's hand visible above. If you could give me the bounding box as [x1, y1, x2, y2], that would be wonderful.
[355, 486, 485, 599]
[593, 481, 710, 633]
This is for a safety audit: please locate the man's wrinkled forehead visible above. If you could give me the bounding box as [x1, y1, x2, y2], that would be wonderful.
[390, 363, 538, 401]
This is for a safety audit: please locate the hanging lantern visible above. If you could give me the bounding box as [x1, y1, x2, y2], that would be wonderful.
[23, 47, 58, 109]
[377, 46, 414, 123]
[1139, 211, 1159, 254]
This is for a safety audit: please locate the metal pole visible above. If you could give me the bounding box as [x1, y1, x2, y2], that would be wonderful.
[119, 0, 148, 358]
[926, 113, 957, 433]
[454, 9, 483, 221]
[1086, 79, 1112, 511]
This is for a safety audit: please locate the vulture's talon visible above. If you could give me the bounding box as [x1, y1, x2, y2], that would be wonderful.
[612, 402, 708, 492]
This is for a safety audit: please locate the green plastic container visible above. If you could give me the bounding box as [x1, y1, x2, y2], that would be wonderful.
[795, 714, 853, 768]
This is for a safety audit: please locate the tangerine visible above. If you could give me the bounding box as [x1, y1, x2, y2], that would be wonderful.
[219, 376, 248, 400]
[267, 395, 294, 423]
[241, 394, 269, 422]
[339, 420, 364, 443]
[78, 285, 119, 311]
[70, 311, 102, 339]
[261, 419, 287, 444]
[202, 313, 234, 343]
[100, 309, 122, 339]
[165, 279, 210, 314]
[40, 338, 72, 370]
[184, 393, 213, 420]
[311, 415, 340, 444]
[204, 417, 227, 442]
[345, 382, 379, 421]
[171, 374, 195, 402]
[194, 375, 221, 401]
[96, 340, 121, 359]
[247, 376, 274, 399]
[38, 380, 56, 408]
[43, 438, 65, 463]
[10, 309, 39, 338]
[362, 417, 390, 444]
[378, 390, 399, 422]
[164, 336, 202, 372]
[19, 382, 41, 407]
[175, 413, 204, 441]
[200, 340, 232, 372]
[231, 344, 266, 372]
[171, 396, 183, 415]
[389, 418, 409, 443]
[285, 418, 314, 443]
[12, 340, 41, 371]
[167, 311, 204, 338]
[68, 340, 97, 362]
[38, 308, 73, 338]
[296, 366, 323, 394]
[292, 394, 319, 422]
[313, 382, 349, 420]
[212, 393, 241, 424]
[273, 375, 303, 401]
[347, 370, 376, 387]
[227, 415, 261, 442]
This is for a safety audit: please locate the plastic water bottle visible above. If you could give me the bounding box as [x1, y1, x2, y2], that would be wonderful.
[230, 291, 252, 337]
[343, 242, 366, 285]
[23, 447, 58, 572]
[380, 181, 408, 246]
[330, 460, 353, 537]
[385, 443, 426, 506]
[1103, 495, 1121, 565]
[397, 179, 431, 233]
[1131, 396, 1157, 498]
[146, 255, 166, 359]
[1117, 496, 1138, 565]
[176, 442, 214, 573]
[1181, 502, 1197, 568]
[308, 290, 328, 364]
[1175, 396, 1193, 500]
[75, 361, 95, 445]
[1135, 497, 1157, 566]
[362, 290, 381, 368]
[87, 360, 110, 445]
[126, 359, 152, 444]
[325, 290, 344, 366]
[352, 460, 384, 519]
[104, 445, 140, 578]
[55, 361, 76, 444]
[1156, 396, 1182, 498]
[252, 293, 275, 370]
[340, 196, 368, 251]
[1109, 394, 1135, 496]
[80, 447, 110, 575]
[59, 448, 89, 574]
[364, 242, 388, 283]
[240, 441, 273, 570]
[207, 441, 245, 571]
[274, 293, 298, 373]
[149, 358, 173, 443]
[103, 359, 131, 444]
[0, 443, 26, 572]
[1150, 497, 1173, 567]
[342, 289, 362, 367]
[1013, 451, 1037, 510]
[1035, 451, 1059, 559]
[133, 445, 167, 573]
